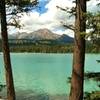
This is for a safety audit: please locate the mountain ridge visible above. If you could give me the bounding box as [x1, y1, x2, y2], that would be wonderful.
[8, 28, 74, 43]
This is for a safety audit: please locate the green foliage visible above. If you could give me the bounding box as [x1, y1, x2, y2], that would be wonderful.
[0, 39, 74, 53]
[84, 91, 100, 100]
[9, 44, 74, 53]
[68, 71, 100, 100]
[0, 83, 6, 92]
[67, 77, 71, 83]
[0, 39, 100, 53]
[86, 12, 100, 46]
[85, 72, 100, 82]
[86, 42, 100, 53]
[5, 0, 38, 7]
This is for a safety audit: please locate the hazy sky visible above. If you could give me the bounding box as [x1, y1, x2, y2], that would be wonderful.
[8, 0, 100, 37]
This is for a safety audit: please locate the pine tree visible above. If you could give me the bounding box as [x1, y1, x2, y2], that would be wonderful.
[69, 0, 86, 100]
[0, 0, 16, 99]
[57, 0, 86, 99]
[0, 0, 38, 100]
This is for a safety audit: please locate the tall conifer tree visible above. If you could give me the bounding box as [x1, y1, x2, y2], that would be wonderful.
[69, 0, 86, 100]
[0, 0, 16, 99]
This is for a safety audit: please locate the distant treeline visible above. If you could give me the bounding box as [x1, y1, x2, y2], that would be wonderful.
[0, 39, 100, 53]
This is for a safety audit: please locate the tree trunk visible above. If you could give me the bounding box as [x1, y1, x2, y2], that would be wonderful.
[0, 0, 16, 100]
[69, 0, 86, 100]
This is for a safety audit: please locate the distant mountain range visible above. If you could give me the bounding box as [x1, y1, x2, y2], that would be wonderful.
[10, 29, 60, 40]
[7, 28, 74, 43]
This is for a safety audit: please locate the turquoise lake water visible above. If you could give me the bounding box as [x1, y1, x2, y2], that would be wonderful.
[0, 53, 100, 98]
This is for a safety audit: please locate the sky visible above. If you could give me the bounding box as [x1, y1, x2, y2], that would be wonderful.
[8, 0, 100, 37]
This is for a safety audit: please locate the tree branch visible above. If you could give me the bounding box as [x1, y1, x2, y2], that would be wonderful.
[63, 23, 75, 31]
[56, 6, 68, 11]
[63, 25, 75, 31]
[7, 22, 21, 28]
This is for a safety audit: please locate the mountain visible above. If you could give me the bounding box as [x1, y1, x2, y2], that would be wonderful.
[57, 34, 74, 43]
[8, 28, 74, 43]
[14, 29, 60, 40]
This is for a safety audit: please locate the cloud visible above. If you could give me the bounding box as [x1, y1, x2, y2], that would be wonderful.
[17, 0, 74, 34]
[87, 0, 100, 12]
[13, 0, 99, 37]
[53, 29, 74, 37]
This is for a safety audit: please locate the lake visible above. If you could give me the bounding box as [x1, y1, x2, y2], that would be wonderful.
[0, 53, 100, 99]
